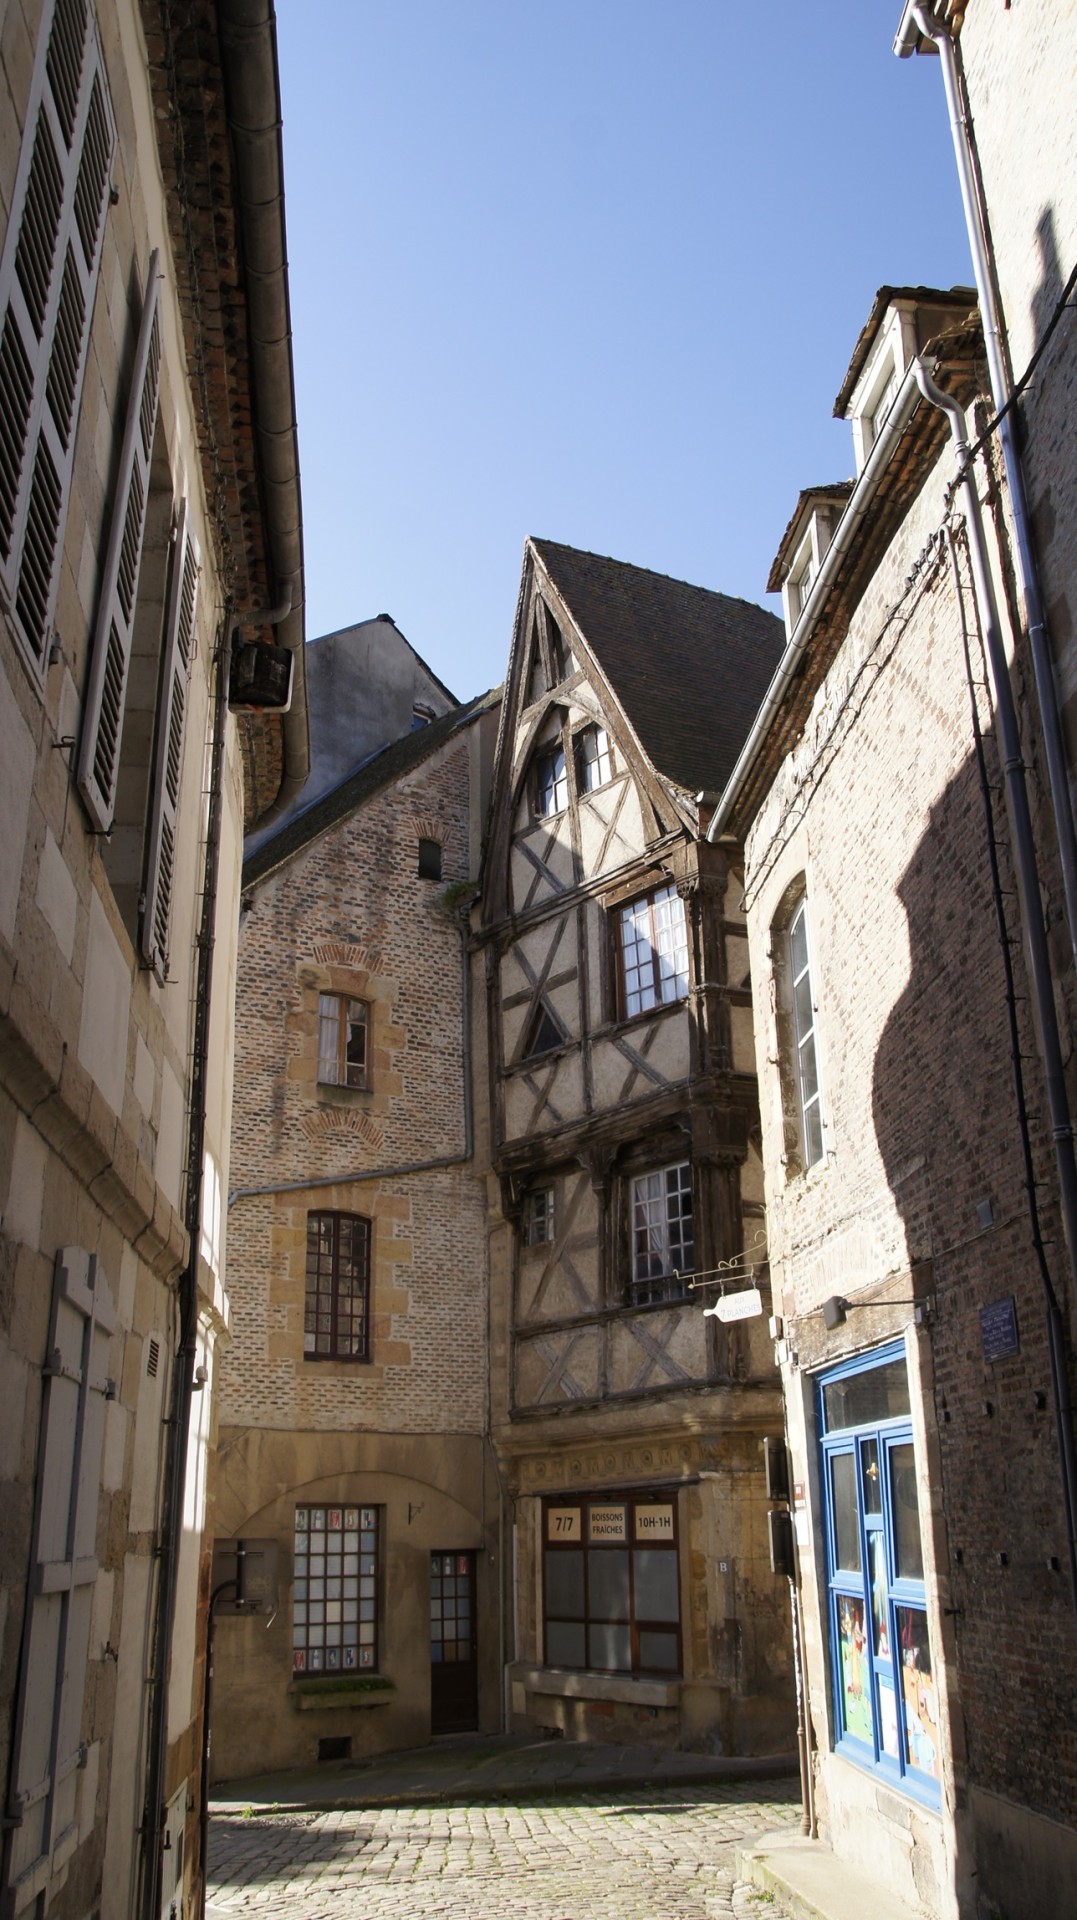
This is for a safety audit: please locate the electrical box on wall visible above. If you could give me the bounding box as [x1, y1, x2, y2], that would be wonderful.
[210, 1538, 279, 1614]
[228, 641, 294, 712]
[768, 1508, 795, 1579]
[764, 1435, 789, 1503]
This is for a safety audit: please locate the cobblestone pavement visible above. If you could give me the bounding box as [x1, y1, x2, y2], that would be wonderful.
[207, 1780, 800, 1919]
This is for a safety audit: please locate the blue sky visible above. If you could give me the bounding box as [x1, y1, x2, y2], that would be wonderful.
[275, 2, 971, 702]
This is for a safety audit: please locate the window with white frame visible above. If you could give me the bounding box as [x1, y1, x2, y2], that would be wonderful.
[535, 742, 568, 818]
[629, 1162, 693, 1304]
[615, 881, 689, 1018]
[788, 537, 816, 624]
[0, 0, 115, 675]
[864, 355, 899, 453]
[818, 1345, 940, 1804]
[292, 1504, 379, 1673]
[524, 1187, 555, 1247]
[788, 896, 824, 1167]
[318, 994, 368, 1089]
[575, 724, 613, 793]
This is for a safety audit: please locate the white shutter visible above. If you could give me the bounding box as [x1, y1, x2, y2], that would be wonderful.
[0, 0, 114, 671]
[141, 496, 200, 977]
[77, 250, 162, 832]
[4, 1248, 116, 1915]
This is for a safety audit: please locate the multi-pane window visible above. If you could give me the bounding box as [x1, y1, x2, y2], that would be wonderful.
[304, 1212, 370, 1361]
[292, 1505, 379, 1673]
[524, 1187, 555, 1247]
[576, 725, 613, 793]
[819, 1346, 940, 1805]
[535, 743, 568, 818]
[615, 882, 689, 1017]
[430, 1553, 474, 1665]
[788, 898, 824, 1166]
[543, 1495, 681, 1676]
[318, 994, 368, 1089]
[630, 1163, 693, 1303]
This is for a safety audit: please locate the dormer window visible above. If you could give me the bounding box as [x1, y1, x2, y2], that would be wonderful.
[844, 299, 918, 474]
[768, 487, 853, 641]
[788, 537, 816, 626]
[863, 354, 899, 455]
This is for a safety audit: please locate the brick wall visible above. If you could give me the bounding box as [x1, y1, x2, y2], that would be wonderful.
[221, 726, 488, 1435]
[745, 431, 1077, 1850]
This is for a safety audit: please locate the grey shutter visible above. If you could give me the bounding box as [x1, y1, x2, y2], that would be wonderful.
[77, 250, 162, 832]
[141, 497, 200, 977]
[0, 0, 114, 671]
[4, 1248, 116, 1913]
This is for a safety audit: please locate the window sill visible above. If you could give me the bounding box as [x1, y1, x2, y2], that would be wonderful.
[514, 1663, 680, 1709]
[598, 999, 687, 1042]
[289, 1677, 395, 1712]
[316, 1082, 372, 1104]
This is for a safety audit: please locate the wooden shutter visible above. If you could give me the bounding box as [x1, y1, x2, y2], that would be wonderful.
[77, 250, 162, 832]
[4, 1248, 116, 1913]
[141, 497, 200, 977]
[0, 0, 114, 671]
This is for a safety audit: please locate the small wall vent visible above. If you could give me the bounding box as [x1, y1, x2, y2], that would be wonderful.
[146, 1336, 160, 1378]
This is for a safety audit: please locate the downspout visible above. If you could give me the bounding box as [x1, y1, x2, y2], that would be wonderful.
[902, 2, 1077, 971]
[914, 358, 1077, 1610]
[141, 585, 293, 1920]
[139, 621, 230, 1920]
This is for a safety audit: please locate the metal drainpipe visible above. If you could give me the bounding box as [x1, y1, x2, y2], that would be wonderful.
[907, 2, 1077, 971]
[140, 586, 293, 1920]
[915, 357, 1077, 1607]
[912, 357, 1077, 1279]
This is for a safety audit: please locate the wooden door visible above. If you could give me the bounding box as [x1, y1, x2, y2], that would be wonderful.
[430, 1551, 478, 1734]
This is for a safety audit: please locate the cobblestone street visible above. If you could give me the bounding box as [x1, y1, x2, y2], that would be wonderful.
[207, 1780, 800, 1919]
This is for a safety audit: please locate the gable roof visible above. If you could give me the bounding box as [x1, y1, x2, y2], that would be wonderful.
[242, 687, 500, 890]
[529, 540, 784, 798]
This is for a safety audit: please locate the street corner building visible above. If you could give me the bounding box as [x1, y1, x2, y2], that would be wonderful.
[210, 633, 503, 1780]
[713, 275, 1077, 1917]
[0, 1, 306, 1915]
[476, 538, 795, 1756]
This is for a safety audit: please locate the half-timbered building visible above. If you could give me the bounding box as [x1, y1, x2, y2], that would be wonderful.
[477, 539, 795, 1754]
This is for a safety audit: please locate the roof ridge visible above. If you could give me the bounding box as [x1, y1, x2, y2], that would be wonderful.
[529, 536, 765, 609]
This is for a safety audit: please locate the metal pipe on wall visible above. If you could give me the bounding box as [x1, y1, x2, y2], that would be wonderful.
[905, 1, 1077, 972]
[916, 358, 1077, 1611]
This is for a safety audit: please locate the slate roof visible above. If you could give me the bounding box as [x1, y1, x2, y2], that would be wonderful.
[530, 540, 785, 798]
[242, 687, 500, 889]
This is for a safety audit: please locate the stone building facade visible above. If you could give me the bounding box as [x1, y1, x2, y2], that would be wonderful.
[476, 539, 795, 1755]
[0, 2, 305, 1915]
[212, 691, 502, 1779]
[713, 284, 1077, 1918]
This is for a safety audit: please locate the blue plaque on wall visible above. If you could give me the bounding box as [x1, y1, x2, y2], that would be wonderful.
[979, 1296, 1019, 1363]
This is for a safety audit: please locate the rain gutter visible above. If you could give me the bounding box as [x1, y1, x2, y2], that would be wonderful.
[217, 0, 309, 827]
[896, 0, 1077, 970]
[705, 359, 924, 843]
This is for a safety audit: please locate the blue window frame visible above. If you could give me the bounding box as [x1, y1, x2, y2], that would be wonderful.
[817, 1344, 941, 1807]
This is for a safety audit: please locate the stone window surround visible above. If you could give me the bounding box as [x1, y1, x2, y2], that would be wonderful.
[317, 992, 369, 1090]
